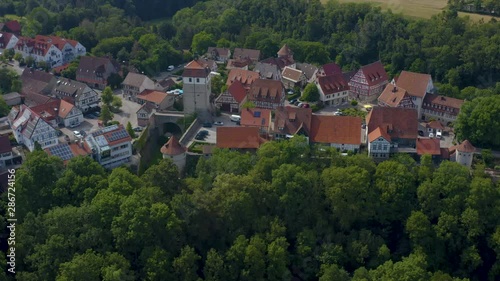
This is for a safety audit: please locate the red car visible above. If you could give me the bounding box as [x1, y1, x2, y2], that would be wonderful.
[301, 103, 310, 108]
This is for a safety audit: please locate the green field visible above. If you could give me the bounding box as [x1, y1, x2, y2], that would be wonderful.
[329, 0, 498, 21]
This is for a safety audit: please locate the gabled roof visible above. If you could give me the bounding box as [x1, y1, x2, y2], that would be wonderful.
[21, 68, 55, 84]
[277, 44, 293, 57]
[320, 63, 342, 76]
[160, 136, 185, 156]
[240, 108, 271, 128]
[4, 20, 21, 33]
[254, 62, 281, 80]
[227, 58, 252, 69]
[45, 143, 91, 163]
[423, 94, 464, 109]
[233, 48, 261, 61]
[158, 78, 177, 89]
[122, 72, 150, 87]
[23, 92, 53, 107]
[368, 126, 391, 143]
[317, 74, 349, 95]
[310, 115, 362, 145]
[0, 135, 12, 154]
[248, 79, 284, 101]
[207, 47, 230, 57]
[260, 56, 294, 70]
[58, 99, 76, 119]
[137, 102, 156, 115]
[273, 106, 312, 136]
[182, 60, 210, 78]
[378, 85, 411, 107]
[77, 56, 117, 75]
[358, 61, 388, 87]
[366, 107, 418, 140]
[227, 80, 247, 103]
[87, 124, 132, 147]
[395, 71, 432, 98]
[454, 140, 476, 153]
[52, 79, 90, 99]
[34, 35, 80, 50]
[416, 138, 441, 155]
[0, 32, 14, 47]
[296, 63, 318, 80]
[137, 89, 170, 105]
[281, 66, 304, 83]
[426, 120, 444, 130]
[226, 69, 259, 88]
[216, 127, 266, 149]
[197, 57, 217, 70]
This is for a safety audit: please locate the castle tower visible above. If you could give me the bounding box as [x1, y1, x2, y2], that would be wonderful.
[160, 135, 187, 173]
[277, 44, 293, 60]
[453, 140, 475, 168]
[182, 60, 212, 119]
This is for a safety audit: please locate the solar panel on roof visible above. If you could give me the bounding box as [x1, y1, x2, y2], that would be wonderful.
[49, 144, 74, 161]
[107, 129, 129, 142]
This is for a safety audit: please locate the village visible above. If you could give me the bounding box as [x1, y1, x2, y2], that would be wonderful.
[0, 19, 478, 175]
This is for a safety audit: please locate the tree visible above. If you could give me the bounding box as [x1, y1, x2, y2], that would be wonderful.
[191, 31, 215, 55]
[126, 122, 135, 138]
[107, 73, 123, 89]
[173, 246, 202, 281]
[204, 249, 226, 281]
[211, 75, 224, 96]
[141, 158, 181, 197]
[241, 101, 256, 109]
[111, 96, 122, 111]
[0, 96, 10, 117]
[301, 83, 319, 102]
[455, 95, 500, 148]
[100, 104, 113, 125]
[4, 49, 15, 61]
[13, 53, 23, 62]
[101, 86, 114, 106]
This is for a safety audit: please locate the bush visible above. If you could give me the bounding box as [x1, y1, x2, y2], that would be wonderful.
[311, 103, 324, 112]
[351, 100, 358, 106]
[495, 165, 500, 170]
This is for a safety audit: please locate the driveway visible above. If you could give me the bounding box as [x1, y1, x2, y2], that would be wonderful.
[112, 93, 141, 128]
[187, 114, 238, 147]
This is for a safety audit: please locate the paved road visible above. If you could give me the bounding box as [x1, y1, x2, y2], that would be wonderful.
[112, 93, 140, 128]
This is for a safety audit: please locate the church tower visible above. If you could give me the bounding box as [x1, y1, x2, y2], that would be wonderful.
[182, 60, 212, 119]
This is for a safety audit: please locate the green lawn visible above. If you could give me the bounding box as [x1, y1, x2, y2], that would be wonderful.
[327, 0, 498, 21]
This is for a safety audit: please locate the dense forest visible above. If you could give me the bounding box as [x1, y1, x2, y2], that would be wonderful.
[1, 138, 500, 280]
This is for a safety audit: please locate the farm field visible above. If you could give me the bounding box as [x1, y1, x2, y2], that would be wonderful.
[327, 0, 498, 21]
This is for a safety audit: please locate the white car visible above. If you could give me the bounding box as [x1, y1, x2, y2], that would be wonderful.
[214, 121, 224, 126]
[73, 131, 82, 138]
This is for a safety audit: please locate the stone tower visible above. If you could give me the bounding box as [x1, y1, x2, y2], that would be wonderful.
[453, 140, 475, 168]
[182, 60, 212, 120]
[160, 135, 186, 173]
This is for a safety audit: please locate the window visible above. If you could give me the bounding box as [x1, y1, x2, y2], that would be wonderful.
[196, 78, 200, 83]
[383, 144, 388, 150]
[189, 78, 192, 82]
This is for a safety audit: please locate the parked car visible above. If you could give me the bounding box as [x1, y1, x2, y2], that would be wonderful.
[293, 101, 300, 106]
[302, 103, 310, 108]
[176, 77, 182, 81]
[73, 131, 82, 138]
[133, 127, 143, 132]
[195, 132, 206, 140]
[290, 99, 297, 104]
[79, 130, 86, 137]
[202, 122, 213, 128]
[167, 65, 175, 71]
[199, 130, 209, 136]
[297, 102, 303, 107]
[214, 121, 224, 126]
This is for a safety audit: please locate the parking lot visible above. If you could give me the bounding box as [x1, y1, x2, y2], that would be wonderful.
[113, 93, 141, 129]
[188, 114, 239, 147]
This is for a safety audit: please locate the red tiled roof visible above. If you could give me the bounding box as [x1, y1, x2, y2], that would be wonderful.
[4, 20, 21, 33]
[416, 138, 441, 155]
[227, 58, 252, 69]
[216, 127, 266, 149]
[35, 35, 79, 51]
[273, 106, 312, 135]
[58, 99, 75, 119]
[240, 108, 271, 128]
[359, 61, 388, 87]
[282, 66, 303, 82]
[426, 120, 444, 130]
[310, 115, 362, 145]
[233, 48, 261, 61]
[227, 80, 247, 103]
[378, 84, 411, 107]
[423, 94, 464, 110]
[366, 107, 418, 140]
[53, 64, 70, 74]
[453, 140, 476, 153]
[368, 126, 391, 142]
[321, 63, 342, 76]
[138, 89, 169, 105]
[277, 44, 293, 57]
[207, 47, 230, 57]
[395, 71, 431, 98]
[69, 142, 92, 157]
[30, 100, 61, 122]
[226, 69, 259, 88]
[183, 60, 210, 78]
[0, 135, 12, 154]
[101, 124, 132, 147]
[248, 79, 284, 103]
[317, 74, 349, 95]
[160, 135, 185, 155]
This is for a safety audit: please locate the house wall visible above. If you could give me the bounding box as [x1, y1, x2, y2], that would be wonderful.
[183, 75, 211, 114]
[63, 108, 84, 127]
[27, 120, 59, 152]
[0, 151, 14, 169]
[330, 143, 360, 152]
[368, 137, 390, 158]
[317, 84, 349, 106]
[75, 87, 99, 112]
[456, 151, 473, 168]
[98, 141, 132, 169]
[1, 35, 18, 50]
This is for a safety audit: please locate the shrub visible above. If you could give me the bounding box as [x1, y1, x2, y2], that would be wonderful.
[351, 100, 358, 106]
